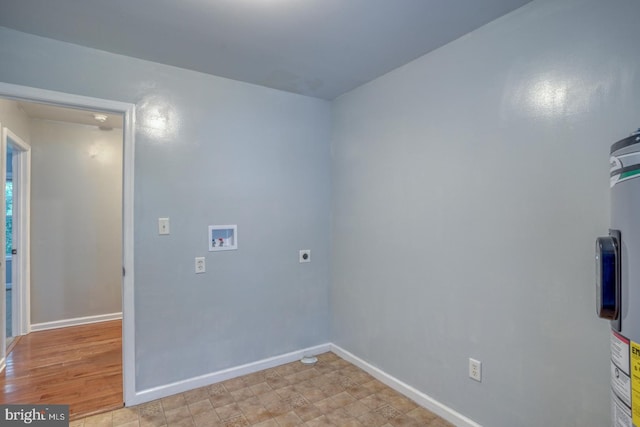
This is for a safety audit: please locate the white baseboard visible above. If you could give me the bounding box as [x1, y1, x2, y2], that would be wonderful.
[331, 344, 482, 427]
[128, 343, 332, 406]
[30, 312, 123, 332]
[129, 341, 479, 426]
[2, 327, 479, 426]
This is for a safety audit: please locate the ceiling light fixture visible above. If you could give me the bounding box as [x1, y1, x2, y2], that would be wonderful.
[93, 113, 108, 123]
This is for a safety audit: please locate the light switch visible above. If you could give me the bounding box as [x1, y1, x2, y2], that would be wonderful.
[158, 217, 170, 235]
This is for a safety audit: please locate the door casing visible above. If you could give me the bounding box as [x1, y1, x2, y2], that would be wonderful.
[2, 127, 31, 339]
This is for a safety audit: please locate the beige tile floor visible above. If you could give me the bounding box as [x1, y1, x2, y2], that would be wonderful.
[72, 352, 453, 427]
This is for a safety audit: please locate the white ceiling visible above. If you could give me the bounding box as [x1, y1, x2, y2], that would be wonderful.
[0, 0, 532, 100]
[17, 101, 123, 129]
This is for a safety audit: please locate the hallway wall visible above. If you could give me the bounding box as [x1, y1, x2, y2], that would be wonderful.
[29, 119, 122, 325]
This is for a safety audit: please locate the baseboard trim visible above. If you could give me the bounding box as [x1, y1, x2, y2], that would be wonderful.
[125, 341, 480, 425]
[30, 312, 123, 332]
[330, 344, 482, 427]
[128, 343, 332, 406]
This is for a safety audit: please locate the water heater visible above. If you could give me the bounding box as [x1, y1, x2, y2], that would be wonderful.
[597, 129, 640, 427]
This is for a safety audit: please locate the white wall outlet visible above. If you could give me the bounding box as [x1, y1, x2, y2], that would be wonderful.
[469, 358, 482, 382]
[158, 217, 170, 235]
[299, 249, 311, 263]
[195, 257, 205, 274]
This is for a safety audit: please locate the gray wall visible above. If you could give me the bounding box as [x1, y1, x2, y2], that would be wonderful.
[1, 0, 635, 424]
[0, 27, 331, 390]
[330, 0, 639, 426]
[29, 119, 122, 324]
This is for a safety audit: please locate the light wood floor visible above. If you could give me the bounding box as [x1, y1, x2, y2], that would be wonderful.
[1, 320, 123, 420]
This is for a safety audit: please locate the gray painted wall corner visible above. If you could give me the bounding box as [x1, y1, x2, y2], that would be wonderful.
[330, 0, 637, 426]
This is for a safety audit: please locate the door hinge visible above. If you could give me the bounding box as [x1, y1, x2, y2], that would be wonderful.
[11, 249, 17, 255]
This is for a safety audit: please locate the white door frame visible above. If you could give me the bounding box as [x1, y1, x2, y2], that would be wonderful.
[0, 82, 136, 405]
[2, 127, 31, 338]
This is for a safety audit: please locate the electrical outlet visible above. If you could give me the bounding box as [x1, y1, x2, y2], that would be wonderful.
[299, 249, 311, 263]
[469, 358, 482, 382]
[195, 257, 205, 274]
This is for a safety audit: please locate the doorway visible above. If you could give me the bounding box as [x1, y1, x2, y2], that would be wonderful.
[0, 82, 136, 407]
[1, 100, 123, 417]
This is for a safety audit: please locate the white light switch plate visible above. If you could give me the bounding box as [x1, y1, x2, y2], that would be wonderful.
[158, 217, 170, 235]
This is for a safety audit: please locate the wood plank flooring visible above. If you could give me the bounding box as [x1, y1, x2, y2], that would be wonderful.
[1, 320, 123, 420]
